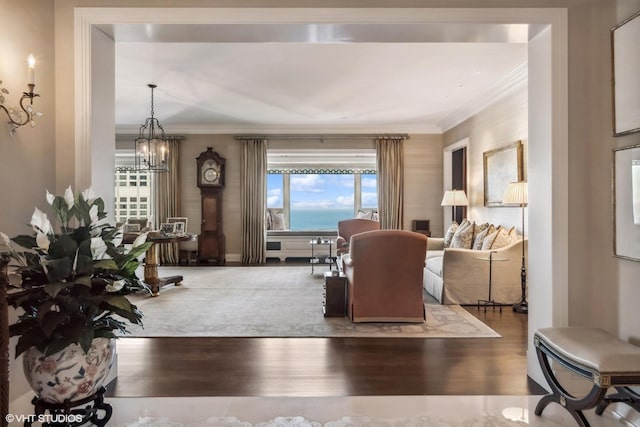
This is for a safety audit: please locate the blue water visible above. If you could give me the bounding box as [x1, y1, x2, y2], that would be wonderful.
[290, 209, 354, 231]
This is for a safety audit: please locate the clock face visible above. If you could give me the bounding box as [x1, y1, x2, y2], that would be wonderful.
[204, 167, 219, 183]
[201, 160, 221, 185]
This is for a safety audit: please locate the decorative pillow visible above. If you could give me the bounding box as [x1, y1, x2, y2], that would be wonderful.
[355, 209, 373, 220]
[481, 227, 501, 250]
[270, 210, 286, 230]
[491, 227, 512, 249]
[450, 220, 475, 249]
[507, 226, 520, 243]
[473, 224, 495, 250]
[443, 221, 459, 248]
[265, 210, 273, 230]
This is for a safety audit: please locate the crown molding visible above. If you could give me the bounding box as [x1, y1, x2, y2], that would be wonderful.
[439, 61, 528, 133]
[115, 123, 442, 135]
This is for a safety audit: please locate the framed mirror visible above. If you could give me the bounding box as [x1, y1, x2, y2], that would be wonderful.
[611, 11, 640, 136]
[483, 141, 524, 207]
[614, 144, 640, 261]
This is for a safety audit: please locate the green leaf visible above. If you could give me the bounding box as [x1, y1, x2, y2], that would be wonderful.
[40, 311, 70, 337]
[75, 253, 94, 275]
[52, 196, 69, 224]
[127, 242, 152, 259]
[93, 259, 118, 270]
[44, 281, 72, 298]
[74, 275, 92, 287]
[11, 235, 37, 250]
[49, 234, 78, 259]
[14, 332, 46, 358]
[45, 258, 73, 282]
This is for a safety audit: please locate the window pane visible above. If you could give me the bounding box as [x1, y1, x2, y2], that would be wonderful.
[267, 174, 283, 208]
[361, 173, 378, 208]
[289, 174, 354, 230]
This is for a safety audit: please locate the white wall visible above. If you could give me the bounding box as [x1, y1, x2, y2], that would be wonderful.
[90, 27, 116, 223]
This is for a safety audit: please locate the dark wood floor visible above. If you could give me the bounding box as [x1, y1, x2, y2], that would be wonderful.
[110, 306, 545, 397]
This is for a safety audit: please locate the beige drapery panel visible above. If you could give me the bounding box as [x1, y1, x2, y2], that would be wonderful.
[241, 138, 268, 264]
[376, 137, 404, 230]
[153, 137, 181, 264]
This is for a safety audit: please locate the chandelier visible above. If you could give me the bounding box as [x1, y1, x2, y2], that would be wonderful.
[135, 84, 168, 172]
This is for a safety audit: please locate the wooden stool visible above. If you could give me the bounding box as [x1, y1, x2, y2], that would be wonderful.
[534, 327, 640, 427]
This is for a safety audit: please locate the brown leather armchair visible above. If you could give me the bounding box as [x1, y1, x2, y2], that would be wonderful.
[342, 230, 428, 323]
[336, 218, 380, 255]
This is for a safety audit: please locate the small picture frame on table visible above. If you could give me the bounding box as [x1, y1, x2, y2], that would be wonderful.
[123, 223, 140, 233]
[160, 223, 175, 234]
[167, 217, 188, 234]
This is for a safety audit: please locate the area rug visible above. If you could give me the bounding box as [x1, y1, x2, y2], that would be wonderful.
[127, 266, 499, 338]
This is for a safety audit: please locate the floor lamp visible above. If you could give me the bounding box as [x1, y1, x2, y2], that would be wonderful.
[441, 189, 469, 222]
[503, 181, 528, 313]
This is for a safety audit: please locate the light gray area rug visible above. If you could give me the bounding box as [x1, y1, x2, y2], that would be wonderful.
[127, 266, 499, 338]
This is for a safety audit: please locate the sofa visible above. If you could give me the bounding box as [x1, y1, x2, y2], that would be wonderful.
[342, 230, 427, 322]
[424, 236, 527, 305]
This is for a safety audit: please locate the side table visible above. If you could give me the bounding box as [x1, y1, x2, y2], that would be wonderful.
[474, 251, 509, 312]
[310, 239, 334, 274]
[323, 271, 347, 317]
[145, 235, 191, 296]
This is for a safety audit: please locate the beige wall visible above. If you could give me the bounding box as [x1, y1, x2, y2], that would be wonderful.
[443, 85, 528, 234]
[1, 0, 55, 402]
[615, 0, 640, 344]
[176, 135, 442, 260]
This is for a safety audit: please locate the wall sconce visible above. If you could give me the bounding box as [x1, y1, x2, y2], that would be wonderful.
[0, 54, 42, 136]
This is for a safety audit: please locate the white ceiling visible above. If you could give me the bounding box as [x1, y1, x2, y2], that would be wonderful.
[106, 23, 534, 134]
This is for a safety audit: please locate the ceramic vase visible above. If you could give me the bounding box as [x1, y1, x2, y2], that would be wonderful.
[22, 337, 115, 404]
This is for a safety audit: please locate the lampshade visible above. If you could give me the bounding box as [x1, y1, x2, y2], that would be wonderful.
[441, 190, 469, 207]
[502, 181, 528, 205]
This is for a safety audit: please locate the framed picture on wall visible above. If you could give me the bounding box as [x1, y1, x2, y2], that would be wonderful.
[613, 144, 640, 261]
[611, 11, 640, 136]
[483, 141, 524, 207]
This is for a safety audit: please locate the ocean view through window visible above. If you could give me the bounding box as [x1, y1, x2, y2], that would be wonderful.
[267, 148, 377, 230]
[267, 172, 377, 230]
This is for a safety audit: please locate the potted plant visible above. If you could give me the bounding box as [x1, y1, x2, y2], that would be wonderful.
[0, 187, 151, 403]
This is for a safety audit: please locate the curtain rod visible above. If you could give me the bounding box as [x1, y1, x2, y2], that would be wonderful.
[233, 134, 410, 141]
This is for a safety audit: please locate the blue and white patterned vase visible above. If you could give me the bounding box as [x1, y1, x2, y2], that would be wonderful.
[22, 337, 115, 403]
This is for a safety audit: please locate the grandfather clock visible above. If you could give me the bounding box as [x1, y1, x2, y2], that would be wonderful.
[196, 147, 225, 264]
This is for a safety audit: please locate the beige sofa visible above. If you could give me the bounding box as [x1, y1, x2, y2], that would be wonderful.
[424, 237, 527, 305]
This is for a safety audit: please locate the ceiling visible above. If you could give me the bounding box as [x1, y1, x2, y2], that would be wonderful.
[103, 23, 537, 135]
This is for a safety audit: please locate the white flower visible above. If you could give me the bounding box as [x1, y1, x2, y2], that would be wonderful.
[82, 187, 96, 203]
[45, 190, 55, 205]
[64, 186, 74, 209]
[112, 232, 123, 248]
[30, 207, 53, 235]
[106, 279, 125, 293]
[90, 237, 110, 260]
[35, 232, 50, 251]
[0, 232, 11, 251]
[131, 232, 148, 249]
[89, 205, 99, 225]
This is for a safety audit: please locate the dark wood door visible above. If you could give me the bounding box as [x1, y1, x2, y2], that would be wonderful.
[199, 190, 225, 264]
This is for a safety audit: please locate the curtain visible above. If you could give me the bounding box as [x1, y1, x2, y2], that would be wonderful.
[241, 138, 268, 264]
[376, 137, 404, 230]
[153, 137, 181, 264]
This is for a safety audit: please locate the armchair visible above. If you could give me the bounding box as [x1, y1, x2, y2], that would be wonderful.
[336, 218, 380, 256]
[342, 230, 427, 323]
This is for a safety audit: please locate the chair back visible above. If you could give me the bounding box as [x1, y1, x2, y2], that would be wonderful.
[345, 230, 427, 322]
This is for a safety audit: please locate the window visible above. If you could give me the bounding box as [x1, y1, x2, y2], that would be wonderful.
[267, 149, 376, 231]
[114, 151, 152, 223]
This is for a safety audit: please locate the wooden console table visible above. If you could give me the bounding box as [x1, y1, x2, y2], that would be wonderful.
[145, 235, 190, 296]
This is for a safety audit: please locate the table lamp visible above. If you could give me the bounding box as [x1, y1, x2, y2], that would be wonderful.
[441, 189, 469, 222]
